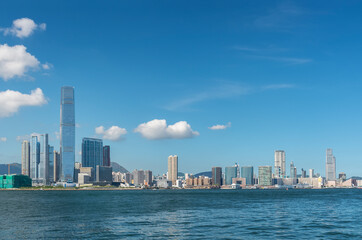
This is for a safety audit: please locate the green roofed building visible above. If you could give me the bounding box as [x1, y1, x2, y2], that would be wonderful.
[0, 175, 32, 189]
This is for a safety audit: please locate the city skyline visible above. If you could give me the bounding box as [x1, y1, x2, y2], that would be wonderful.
[1, 1, 362, 176]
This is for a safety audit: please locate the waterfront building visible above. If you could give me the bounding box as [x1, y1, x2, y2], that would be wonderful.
[60, 86, 75, 182]
[240, 166, 254, 185]
[48, 146, 54, 182]
[30, 134, 49, 185]
[21, 140, 30, 176]
[79, 167, 93, 181]
[125, 172, 132, 184]
[326, 148, 336, 181]
[258, 166, 272, 186]
[96, 165, 112, 183]
[132, 169, 145, 186]
[144, 170, 153, 186]
[103, 146, 111, 166]
[212, 167, 222, 186]
[82, 138, 103, 179]
[274, 150, 286, 178]
[167, 155, 178, 184]
[224, 165, 238, 185]
[309, 169, 314, 178]
[301, 168, 306, 178]
[339, 172, 346, 181]
[53, 151, 61, 182]
[290, 162, 297, 179]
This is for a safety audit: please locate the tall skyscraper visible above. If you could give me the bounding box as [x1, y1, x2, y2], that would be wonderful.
[212, 167, 222, 186]
[60, 86, 75, 182]
[224, 165, 238, 185]
[274, 150, 286, 178]
[309, 169, 314, 178]
[48, 146, 54, 182]
[30, 134, 49, 185]
[167, 155, 178, 184]
[132, 169, 145, 186]
[53, 151, 61, 182]
[144, 170, 153, 186]
[21, 140, 30, 176]
[290, 161, 297, 179]
[258, 166, 272, 186]
[82, 138, 103, 178]
[103, 145, 110, 166]
[326, 148, 336, 181]
[301, 168, 306, 178]
[240, 166, 254, 185]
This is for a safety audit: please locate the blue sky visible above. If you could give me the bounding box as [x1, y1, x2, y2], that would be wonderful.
[1, 1, 362, 176]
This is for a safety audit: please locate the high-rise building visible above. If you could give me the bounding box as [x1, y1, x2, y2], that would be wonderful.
[274, 150, 286, 178]
[309, 169, 314, 178]
[167, 155, 178, 184]
[103, 145, 110, 166]
[82, 138, 103, 179]
[48, 146, 54, 182]
[30, 134, 49, 185]
[212, 167, 222, 186]
[144, 170, 153, 186]
[326, 148, 336, 181]
[60, 86, 75, 182]
[53, 151, 61, 182]
[132, 169, 145, 186]
[290, 161, 297, 179]
[338, 172, 346, 181]
[21, 140, 30, 176]
[258, 166, 272, 186]
[224, 165, 238, 185]
[301, 168, 306, 178]
[240, 166, 254, 185]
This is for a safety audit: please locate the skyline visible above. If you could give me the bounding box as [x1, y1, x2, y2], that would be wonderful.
[1, 1, 362, 176]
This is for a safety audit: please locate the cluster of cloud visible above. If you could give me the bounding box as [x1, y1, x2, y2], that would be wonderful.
[0, 88, 47, 118]
[134, 119, 199, 140]
[0, 44, 40, 80]
[0, 137, 7, 142]
[209, 122, 231, 130]
[1, 18, 46, 38]
[95, 126, 127, 141]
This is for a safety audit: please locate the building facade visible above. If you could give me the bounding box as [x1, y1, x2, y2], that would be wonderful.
[258, 166, 272, 186]
[103, 145, 110, 166]
[30, 134, 49, 185]
[240, 166, 254, 185]
[326, 148, 336, 181]
[167, 155, 178, 184]
[274, 150, 286, 178]
[21, 140, 30, 176]
[290, 161, 297, 179]
[212, 167, 222, 186]
[82, 138, 103, 179]
[60, 86, 75, 182]
[224, 165, 238, 185]
[48, 146, 54, 182]
[53, 151, 61, 182]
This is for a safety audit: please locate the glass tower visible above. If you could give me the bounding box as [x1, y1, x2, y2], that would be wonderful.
[224, 165, 238, 185]
[60, 86, 75, 182]
[82, 138, 103, 177]
[240, 166, 254, 185]
[326, 148, 336, 181]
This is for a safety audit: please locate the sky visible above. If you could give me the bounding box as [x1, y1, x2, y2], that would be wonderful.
[0, 0, 362, 176]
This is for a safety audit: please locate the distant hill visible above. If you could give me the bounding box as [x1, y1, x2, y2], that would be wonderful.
[194, 171, 212, 178]
[0, 163, 22, 175]
[111, 162, 129, 173]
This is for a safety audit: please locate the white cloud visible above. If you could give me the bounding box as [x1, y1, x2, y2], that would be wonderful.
[209, 122, 231, 130]
[42, 63, 52, 70]
[0, 88, 47, 118]
[95, 126, 127, 141]
[0, 44, 40, 80]
[262, 84, 295, 90]
[134, 119, 199, 140]
[2, 18, 46, 38]
[0, 137, 7, 142]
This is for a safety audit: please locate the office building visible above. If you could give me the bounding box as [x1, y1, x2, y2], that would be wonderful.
[53, 151, 61, 182]
[212, 167, 222, 186]
[144, 170, 153, 186]
[132, 169, 145, 186]
[258, 166, 272, 186]
[240, 166, 254, 185]
[339, 172, 346, 181]
[309, 169, 314, 178]
[30, 134, 49, 185]
[274, 150, 286, 178]
[167, 155, 178, 184]
[290, 161, 297, 179]
[224, 165, 238, 185]
[60, 86, 75, 182]
[326, 148, 336, 181]
[96, 165, 112, 183]
[82, 138, 103, 179]
[301, 168, 306, 178]
[48, 146, 54, 182]
[103, 145, 110, 166]
[21, 140, 30, 176]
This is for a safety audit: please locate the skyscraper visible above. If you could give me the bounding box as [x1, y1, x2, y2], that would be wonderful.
[82, 138, 103, 178]
[48, 146, 54, 182]
[240, 166, 254, 185]
[167, 155, 178, 184]
[326, 148, 336, 181]
[212, 167, 222, 186]
[30, 136, 40, 180]
[103, 145, 110, 166]
[30, 134, 49, 185]
[290, 161, 297, 179]
[144, 170, 153, 186]
[309, 169, 314, 178]
[21, 140, 30, 176]
[60, 86, 75, 182]
[258, 166, 272, 186]
[53, 150, 61, 182]
[224, 165, 238, 185]
[274, 150, 286, 178]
